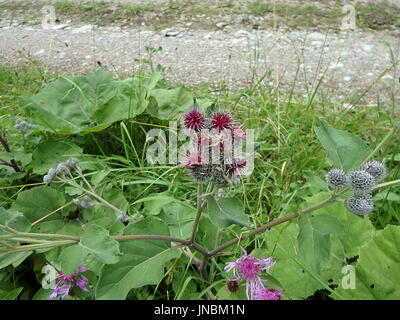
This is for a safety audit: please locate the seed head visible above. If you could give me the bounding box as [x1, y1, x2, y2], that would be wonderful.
[55, 162, 68, 175]
[66, 157, 80, 169]
[325, 168, 347, 189]
[190, 164, 214, 184]
[48, 168, 57, 177]
[80, 195, 91, 208]
[345, 193, 374, 216]
[361, 160, 386, 182]
[14, 119, 33, 134]
[43, 174, 52, 184]
[348, 170, 375, 193]
[117, 211, 130, 223]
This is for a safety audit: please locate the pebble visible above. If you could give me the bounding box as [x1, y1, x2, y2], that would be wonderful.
[71, 25, 94, 34]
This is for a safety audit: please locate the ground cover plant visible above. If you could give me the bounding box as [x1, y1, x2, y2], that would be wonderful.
[0, 64, 399, 300]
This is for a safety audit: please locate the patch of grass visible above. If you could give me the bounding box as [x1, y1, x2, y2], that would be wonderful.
[356, 1, 400, 30]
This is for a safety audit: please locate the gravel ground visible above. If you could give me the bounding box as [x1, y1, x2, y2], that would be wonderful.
[0, 0, 399, 106]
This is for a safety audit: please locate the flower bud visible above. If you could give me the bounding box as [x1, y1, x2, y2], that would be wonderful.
[361, 160, 386, 182]
[43, 174, 52, 184]
[345, 193, 374, 216]
[348, 170, 375, 193]
[325, 168, 347, 189]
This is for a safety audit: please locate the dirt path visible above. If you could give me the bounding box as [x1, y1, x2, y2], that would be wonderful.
[0, 0, 399, 106]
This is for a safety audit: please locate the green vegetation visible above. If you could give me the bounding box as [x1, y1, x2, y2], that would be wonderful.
[0, 0, 399, 31]
[0, 60, 399, 300]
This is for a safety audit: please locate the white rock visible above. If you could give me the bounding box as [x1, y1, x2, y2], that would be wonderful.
[343, 76, 352, 81]
[33, 49, 45, 56]
[216, 22, 227, 29]
[307, 32, 326, 42]
[52, 24, 69, 30]
[71, 25, 93, 34]
[235, 29, 249, 37]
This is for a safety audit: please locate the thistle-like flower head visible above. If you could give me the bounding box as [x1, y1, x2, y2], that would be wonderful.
[225, 158, 247, 176]
[183, 109, 206, 132]
[361, 160, 386, 182]
[254, 288, 282, 300]
[225, 248, 275, 300]
[345, 193, 374, 216]
[348, 170, 375, 193]
[211, 112, 233, 132]
[49, 264, 89, 300]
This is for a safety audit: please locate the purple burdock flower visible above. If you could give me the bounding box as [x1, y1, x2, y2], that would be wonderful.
[224, 248, 276, 300]
[254, 288, 282, 300]
[49, 264, 89, 300]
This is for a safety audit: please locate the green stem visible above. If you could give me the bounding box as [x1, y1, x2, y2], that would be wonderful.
[190, 184, 206, 243]
[0, 240, 76, 254]
[208, 195, 336, 257]
[374, 179, 400, 191]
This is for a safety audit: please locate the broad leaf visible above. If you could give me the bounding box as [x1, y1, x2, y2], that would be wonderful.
[315, 120, 370, 171]
[297, 214, 344, 273]
[159, 202, 196, 239]
[147, 87, 193, 120]
[24, 70, 161, 135]
[29, 140, 82, 174]
[334, 225, 400, 299]
[96, 217, 181, 300]
[11, 186, 65, 223]
[59, 245, 87, 275]
[0, 287, 23, 300]
[206, 196, 252, 228]
[79, 224, 121, 264]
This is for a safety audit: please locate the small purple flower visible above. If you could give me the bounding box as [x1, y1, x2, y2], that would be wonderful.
[254, 288, 282, 300]
[49, 264, 89, 300]
[224, 248, 275, 300]
[49, 283, 71, 300]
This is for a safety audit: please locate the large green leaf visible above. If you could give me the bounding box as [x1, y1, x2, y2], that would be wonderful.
[11, 186, 65, 223]
[159, 202, 196, 239]
[0, 208, 32, 269]
[147, 87, 193, 120]
[79, 224, 121, 264]
[266, 219, 345, 299]
[206, 196, 252, 228]
[59, 244, 87, 275]
[314, 120, 371, 171]
[265, 191, 375, 299]
[0, 208, 31, 234]
[29, 140, 83, 174]
[297, 214, 344, 273]
[0, 287, 23, 300]
[304, 192, 375, 258]
[81, 186, 128, 233]
[24, 70, 160, 135]
[334, 225, 400, 299]
[95, 217, 181, 300]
